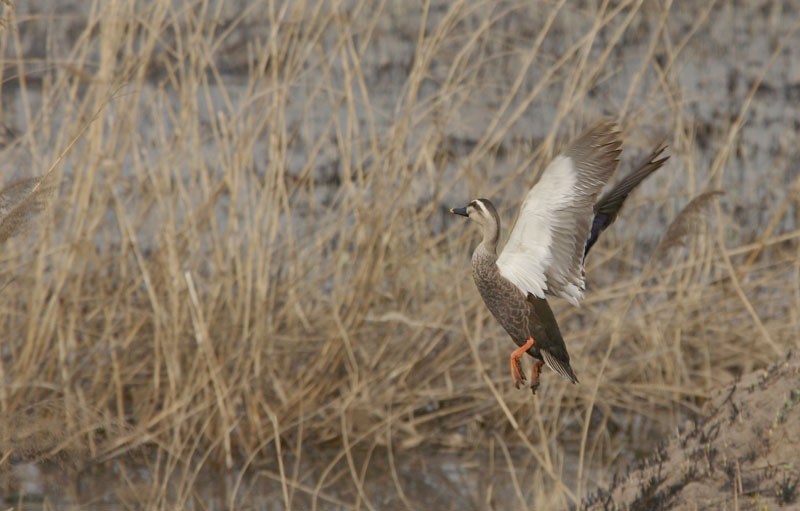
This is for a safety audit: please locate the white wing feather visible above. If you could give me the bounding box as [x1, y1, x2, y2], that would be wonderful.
[496, 156, 577, 300]
[496, 122, 621, 306]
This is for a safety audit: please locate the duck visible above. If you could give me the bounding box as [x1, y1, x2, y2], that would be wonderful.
[451, 120, 668, 393]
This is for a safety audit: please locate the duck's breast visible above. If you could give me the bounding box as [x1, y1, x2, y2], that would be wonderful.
[472, 256, 534, 346]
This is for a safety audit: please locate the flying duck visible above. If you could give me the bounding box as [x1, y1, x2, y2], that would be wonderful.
[451, 121, 668, 393]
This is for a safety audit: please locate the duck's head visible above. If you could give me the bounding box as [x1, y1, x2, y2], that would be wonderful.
[450, 198, 500, 246]
[450, 198, 497, 225]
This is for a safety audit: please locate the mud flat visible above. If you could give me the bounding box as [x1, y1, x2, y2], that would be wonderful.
[585, 352, 800, 511]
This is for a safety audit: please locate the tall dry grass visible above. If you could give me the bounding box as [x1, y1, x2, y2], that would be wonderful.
[0, 0, 798, 509]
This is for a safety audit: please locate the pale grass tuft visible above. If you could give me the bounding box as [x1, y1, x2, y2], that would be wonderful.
[653, 189, 725, 259]
[0, 172, 57, 244]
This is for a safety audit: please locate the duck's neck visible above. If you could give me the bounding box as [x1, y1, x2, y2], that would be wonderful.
[474, 222, 499, 263]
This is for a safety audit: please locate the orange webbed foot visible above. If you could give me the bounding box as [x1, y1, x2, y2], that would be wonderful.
[510, 356, 527, 388]
[509, 337, 535, 390]
[529, 360, 544, 395]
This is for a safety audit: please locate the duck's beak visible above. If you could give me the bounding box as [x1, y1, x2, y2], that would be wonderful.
[450, 206, 468, 217]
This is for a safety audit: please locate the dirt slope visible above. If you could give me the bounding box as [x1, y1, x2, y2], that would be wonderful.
[585, 352, 800, 510]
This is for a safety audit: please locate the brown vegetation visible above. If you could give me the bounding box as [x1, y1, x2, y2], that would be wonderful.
[0, 0, 798, 509]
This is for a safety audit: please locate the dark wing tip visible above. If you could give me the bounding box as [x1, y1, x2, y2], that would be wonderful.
[583, 144, 670, 259]
[595, 144, 670, 215]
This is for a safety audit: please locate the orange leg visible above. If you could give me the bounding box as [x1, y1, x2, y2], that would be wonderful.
[529, 360, 545, 395]
[509, 337, 535, 389]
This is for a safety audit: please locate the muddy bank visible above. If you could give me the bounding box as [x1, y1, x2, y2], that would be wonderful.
[584, 352, 800, 511]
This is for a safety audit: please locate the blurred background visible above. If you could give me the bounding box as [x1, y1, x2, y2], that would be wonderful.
[0, 0, 798, 509]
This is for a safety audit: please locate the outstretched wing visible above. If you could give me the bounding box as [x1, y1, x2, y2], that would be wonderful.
[496, 120, 622, 306]
[584, 144, 669, 258]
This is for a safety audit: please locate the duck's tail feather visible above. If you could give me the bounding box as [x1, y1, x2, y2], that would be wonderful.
[541, 349, 579, 384]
